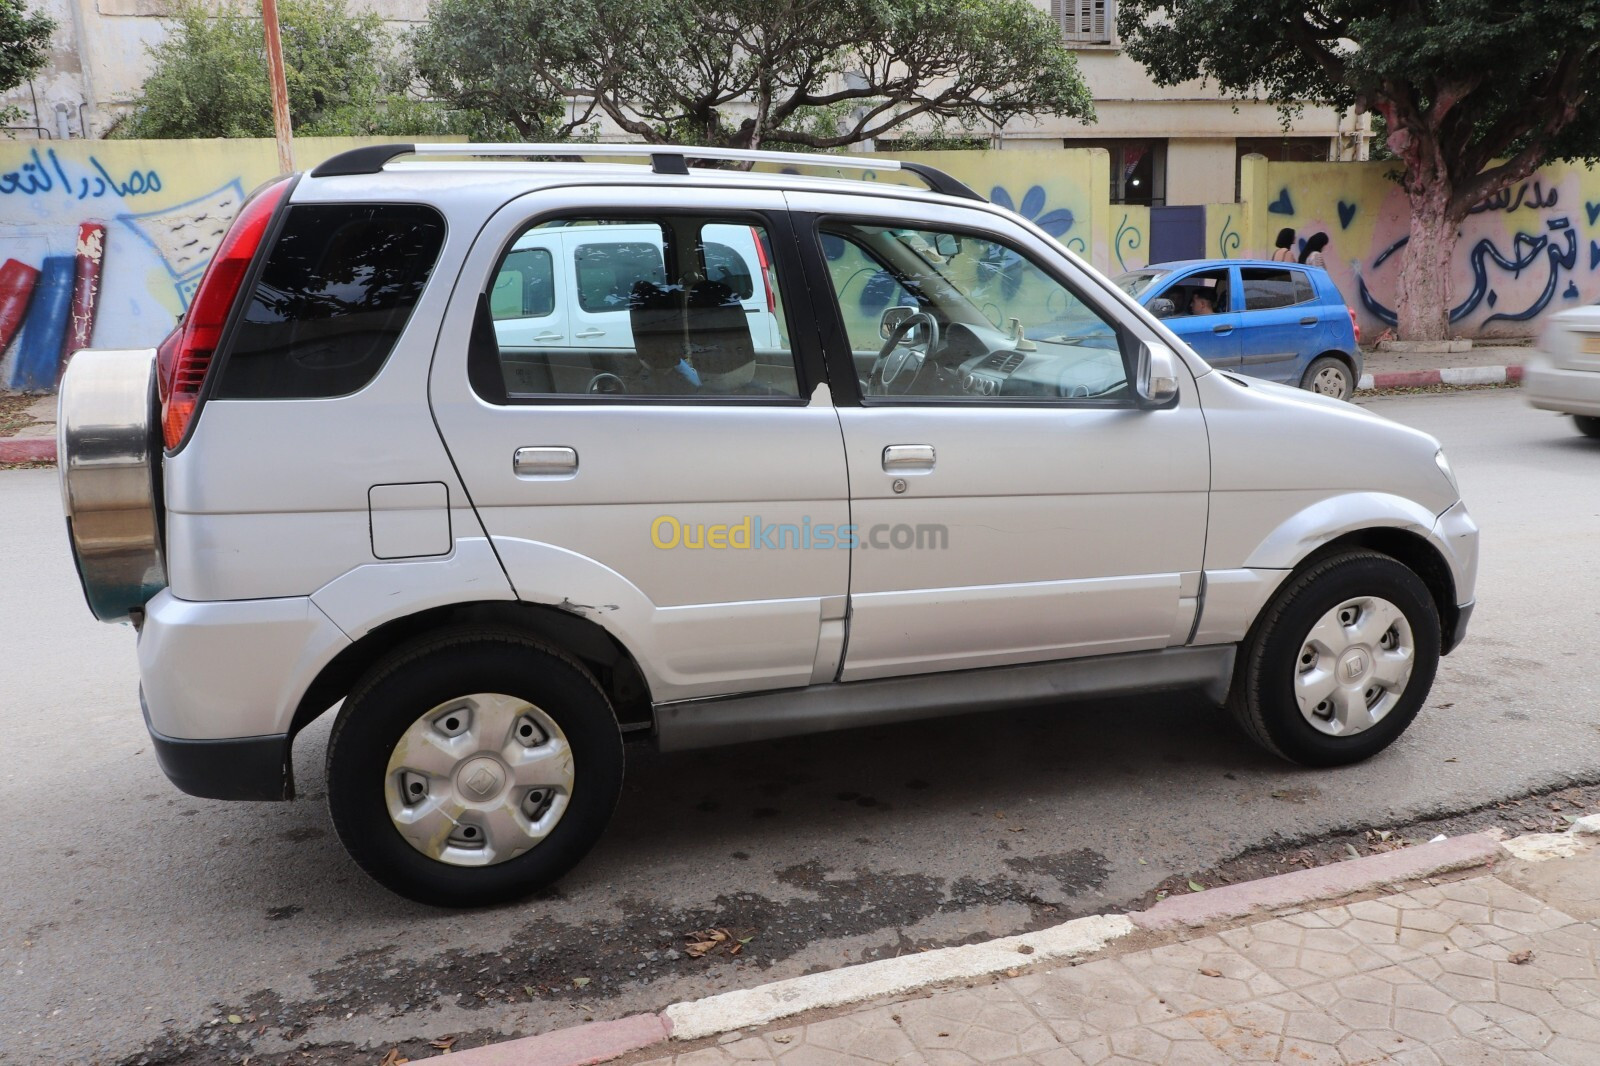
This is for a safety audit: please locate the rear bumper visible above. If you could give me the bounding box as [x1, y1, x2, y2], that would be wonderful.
[143, 690, 293, 800]
[1525, 360, 1600, 417]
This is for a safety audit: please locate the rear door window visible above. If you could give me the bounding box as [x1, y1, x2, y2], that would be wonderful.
[1241, 268, 1313, 311]
[215, 203, 446, 399]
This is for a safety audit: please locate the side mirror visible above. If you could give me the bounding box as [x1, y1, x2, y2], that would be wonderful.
[880, 305, 914, 340]
[1136, 342, 1180, 408]
[934, 233, 961, 257]
[1148, 297, 1176, 319]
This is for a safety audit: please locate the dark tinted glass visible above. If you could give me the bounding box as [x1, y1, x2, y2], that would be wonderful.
[216, 204, 446, 399]
[574, 241, 665, 312]
[1241, 267, 1309, 311]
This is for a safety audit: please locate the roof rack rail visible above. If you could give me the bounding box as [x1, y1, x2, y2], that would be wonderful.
[309, 142, 985, 202]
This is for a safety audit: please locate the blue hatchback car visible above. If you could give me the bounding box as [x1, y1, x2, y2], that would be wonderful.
[1114, 259, 1363, 399]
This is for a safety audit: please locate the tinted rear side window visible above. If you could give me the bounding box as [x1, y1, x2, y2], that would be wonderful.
[215, 203, 446, 399]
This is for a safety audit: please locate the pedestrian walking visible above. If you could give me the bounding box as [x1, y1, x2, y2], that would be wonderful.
[1299, 231, 1330, 269]
[1271, 227, 1296, 262]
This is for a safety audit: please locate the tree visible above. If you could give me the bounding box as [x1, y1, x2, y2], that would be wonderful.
[118, 0, 462, 139]
[411, 0, 1094, 149]
[1118, 1, 1600, 341]
[1, 0, 54, 128]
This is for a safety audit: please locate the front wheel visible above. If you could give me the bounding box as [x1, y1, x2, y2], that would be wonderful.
[1301, 356, 1355, 401]
[1574, 414, 1600, 439]
[326, 628, 624, 907]
[1227, 551, 1440, 767]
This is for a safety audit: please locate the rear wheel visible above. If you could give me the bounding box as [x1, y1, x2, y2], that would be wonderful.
[1227, 551, 1440, 767]
[1575, 415, 1600, 439]
[327, 628, 624, 907]
[1301, 356, 1355, 401]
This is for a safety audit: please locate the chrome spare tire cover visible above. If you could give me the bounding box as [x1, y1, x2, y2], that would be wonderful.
[58, 348, 167, 623]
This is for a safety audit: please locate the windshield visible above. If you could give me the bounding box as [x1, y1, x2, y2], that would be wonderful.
[1113, 270, 1167, 299]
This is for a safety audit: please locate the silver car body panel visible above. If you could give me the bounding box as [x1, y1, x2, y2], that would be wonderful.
[111, 160, 1477, 747]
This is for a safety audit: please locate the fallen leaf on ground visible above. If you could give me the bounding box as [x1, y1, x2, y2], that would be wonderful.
[378, 1050, 407, 1066]
[1188, 880, 1205, 893]
[1509, 949, 1534, 965]
[571, 977, 591, 988]
[1199, 968, 1223, 978]
[227, 1015, 243, 1025]
[431, 1037, 456, 1050]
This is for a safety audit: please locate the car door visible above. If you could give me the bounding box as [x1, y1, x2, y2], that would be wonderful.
[490, 232, 568, 350]
[1150, 266, 1242, 369]
[789, 192, 1211, 682]
[1236, 265, 1320, 384]
[430, 186, 848, 702]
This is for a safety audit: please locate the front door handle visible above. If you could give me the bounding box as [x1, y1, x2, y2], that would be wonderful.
[883, 444, 936, 473]
[513, 446, 578, 477]
[575, 328, 606, 339]
[1212, 324, 1233, 335]
[1299, 316, 1318, 326]
[533, 331, 562, 343]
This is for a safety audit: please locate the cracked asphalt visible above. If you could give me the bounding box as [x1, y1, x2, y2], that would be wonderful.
[2, 387, 1597, 1065]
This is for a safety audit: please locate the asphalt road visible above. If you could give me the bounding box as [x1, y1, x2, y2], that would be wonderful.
[3, 387, 1598, 1065]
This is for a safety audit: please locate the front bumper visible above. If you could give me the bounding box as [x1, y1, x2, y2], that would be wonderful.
[1525, 361, 1600, 417]
[1431, 500, 1479, 655]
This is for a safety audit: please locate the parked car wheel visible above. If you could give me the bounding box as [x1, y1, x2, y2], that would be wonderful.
[1227, 551, 1440, 767]
[1301, 356, 1355, 400]
[326, 628, 624, 907]
[1574, 415, 1600, 439]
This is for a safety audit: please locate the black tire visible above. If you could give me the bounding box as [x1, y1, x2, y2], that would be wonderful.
[1300, 355, 1355, 401]
[1227, 550, 1440, 767]
[326, 627, 624, 907]
[1575, 415, 1600, 439]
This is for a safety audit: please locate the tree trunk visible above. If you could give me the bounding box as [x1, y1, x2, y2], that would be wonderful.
[1395, 183, 1459, 342]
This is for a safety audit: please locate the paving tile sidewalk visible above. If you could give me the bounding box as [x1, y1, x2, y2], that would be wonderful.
[632, 848, 1600, 1066]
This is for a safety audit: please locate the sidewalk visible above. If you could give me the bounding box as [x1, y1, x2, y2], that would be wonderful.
[459, 820, 1600, 1066]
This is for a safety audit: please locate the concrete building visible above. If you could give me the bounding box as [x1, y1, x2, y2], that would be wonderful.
[5, 0, 1365, 209]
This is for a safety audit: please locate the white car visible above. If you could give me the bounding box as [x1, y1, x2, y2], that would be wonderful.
[57, 143, 1479, 907]
[1527, 307, 1600, 437]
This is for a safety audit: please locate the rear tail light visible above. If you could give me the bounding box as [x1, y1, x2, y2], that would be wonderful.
[1348, 306, 1361, 346]
[750, 226, 778, 313]
[160, 175, 292, 449]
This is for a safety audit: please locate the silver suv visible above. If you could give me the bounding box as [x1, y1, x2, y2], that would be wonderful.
[58, 144, 1479, 907]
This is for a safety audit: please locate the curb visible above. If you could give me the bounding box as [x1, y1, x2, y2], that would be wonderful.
[1357, 364, 1522, 392]
[442, 1013, 672, 1066]
[487, 834, 1505, 1064]
[0, 436, 55, 463]
[1130, 833, 1503, 930]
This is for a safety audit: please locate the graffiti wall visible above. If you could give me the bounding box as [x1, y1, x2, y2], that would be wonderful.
[1240, 156, 1600, 340]
[0, 138, 407, 392]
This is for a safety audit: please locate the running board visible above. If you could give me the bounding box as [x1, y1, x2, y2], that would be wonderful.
[654, 645, 1236, 752]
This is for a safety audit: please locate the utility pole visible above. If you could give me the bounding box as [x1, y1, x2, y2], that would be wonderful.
[262, 0, 295, 173]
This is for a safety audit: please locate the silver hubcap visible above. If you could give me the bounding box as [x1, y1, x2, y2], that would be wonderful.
[1312, 366, 1349, 397]
[1294, 596, 1414, 737]
[384, 694, 574, 867]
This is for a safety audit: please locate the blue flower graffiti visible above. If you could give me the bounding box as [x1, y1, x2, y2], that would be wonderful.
[982, 184, 1076, 297]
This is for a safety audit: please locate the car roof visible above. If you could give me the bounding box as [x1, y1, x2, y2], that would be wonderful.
[295, 159, 984, 213]
[1134, 258, 1310, 272]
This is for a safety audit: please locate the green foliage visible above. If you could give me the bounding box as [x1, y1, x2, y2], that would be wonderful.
[117, 0, 461, 139]
[1118, 0, 1600, 217]
[0, 0, 54, 127]
[412, 0, 1094, 149]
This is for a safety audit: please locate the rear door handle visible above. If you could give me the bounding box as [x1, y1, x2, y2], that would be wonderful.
[533, 331, 562, 343]
[513, 446, 578, 477]
[1299, 316, 1318, 326]
[575, 328, 606, 339]
[883, 444, 936, 473]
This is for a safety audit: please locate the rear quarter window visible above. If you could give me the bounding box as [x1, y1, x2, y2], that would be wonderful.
[214, 203, 446, 399]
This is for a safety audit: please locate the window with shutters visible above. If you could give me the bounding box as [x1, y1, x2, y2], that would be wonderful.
[1051, 0, 1115, 45]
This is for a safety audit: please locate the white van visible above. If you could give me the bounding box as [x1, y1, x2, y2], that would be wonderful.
[490, 221, 788, 393]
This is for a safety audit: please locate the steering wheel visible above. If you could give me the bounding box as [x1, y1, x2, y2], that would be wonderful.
[867, 311, 941, 396]
[587, 372, 626, 395]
